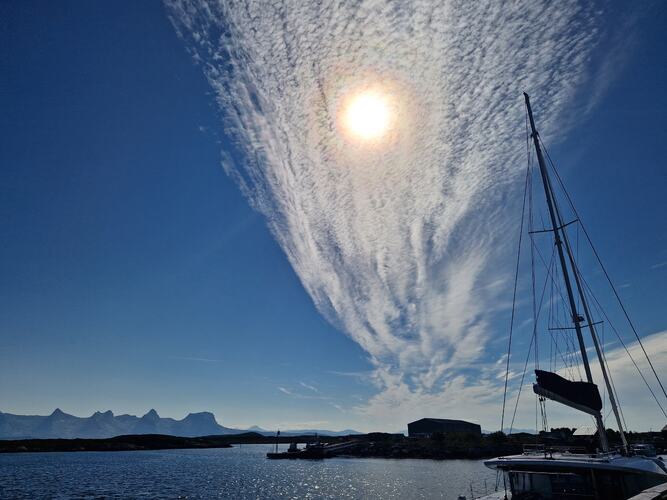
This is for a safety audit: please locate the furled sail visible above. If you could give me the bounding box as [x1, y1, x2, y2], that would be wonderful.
[533, 369, 603, 416]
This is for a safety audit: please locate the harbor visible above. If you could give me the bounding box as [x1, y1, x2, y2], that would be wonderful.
[3, 0, 667, 498]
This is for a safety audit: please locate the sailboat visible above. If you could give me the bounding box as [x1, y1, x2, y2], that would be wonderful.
[480, 94, 667, 499]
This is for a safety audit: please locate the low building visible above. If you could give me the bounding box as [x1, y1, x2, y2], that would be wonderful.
[407, 418, 481, 438]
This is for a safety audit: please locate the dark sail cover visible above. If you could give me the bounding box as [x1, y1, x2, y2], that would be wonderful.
[533, 370, 602, 414]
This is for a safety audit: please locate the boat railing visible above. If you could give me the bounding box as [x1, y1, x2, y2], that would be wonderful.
[522, 443, 546, 455]
[547, 445, 588, 454]
[522, 443, 590, 456]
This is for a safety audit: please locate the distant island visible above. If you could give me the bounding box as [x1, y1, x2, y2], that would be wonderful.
[1, 426, 664, 458]
[0, 434, 235, 453]
[6, 430, 664, 457]
[0, 409, 360, 440]
[0, 431, 514, 456]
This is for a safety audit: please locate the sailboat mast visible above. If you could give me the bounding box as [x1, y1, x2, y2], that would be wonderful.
[523, 93, 610, 452]
[553, 191, 629, 452]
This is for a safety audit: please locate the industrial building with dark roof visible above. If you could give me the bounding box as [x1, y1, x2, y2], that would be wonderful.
[407, 418, 481, 438]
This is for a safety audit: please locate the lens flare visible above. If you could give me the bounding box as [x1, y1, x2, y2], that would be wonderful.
[342, 90, 392, 141]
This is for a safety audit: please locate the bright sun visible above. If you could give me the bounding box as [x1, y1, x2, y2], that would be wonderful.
[342, 90, 392, 141]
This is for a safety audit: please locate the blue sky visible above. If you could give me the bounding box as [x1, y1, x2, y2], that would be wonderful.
[1, 1, 666, 432]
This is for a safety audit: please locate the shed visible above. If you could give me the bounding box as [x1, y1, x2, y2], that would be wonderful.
[407, 418, 481, 438]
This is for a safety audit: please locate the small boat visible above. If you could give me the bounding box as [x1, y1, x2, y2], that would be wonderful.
[267, 441, 305, 459]
[266, 433, 328, 459]
[483, 94, 667, 499]
[266, 444, 328, 459]
[267, 446, 328, 459]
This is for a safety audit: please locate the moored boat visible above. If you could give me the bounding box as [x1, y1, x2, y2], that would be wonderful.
[266, 444, 328, 459]
[266, 434, 328, 459]
[483, 94, 667, 499]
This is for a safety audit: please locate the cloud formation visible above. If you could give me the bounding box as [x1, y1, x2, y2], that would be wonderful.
[165, 1, 626, 429]
[278, 385, 331, 400]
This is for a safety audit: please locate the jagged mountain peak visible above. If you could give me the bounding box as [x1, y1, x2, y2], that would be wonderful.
[0, 409, 345, 439]
[92, 410, 114, 418]
[142, 409, 160, 420]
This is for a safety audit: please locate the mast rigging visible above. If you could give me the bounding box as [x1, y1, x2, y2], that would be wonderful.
[523, 93, 628, 453]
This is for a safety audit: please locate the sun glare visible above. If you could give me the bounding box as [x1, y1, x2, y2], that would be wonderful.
[342, 90, 392, 141]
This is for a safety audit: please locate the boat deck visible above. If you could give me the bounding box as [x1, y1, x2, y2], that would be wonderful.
[485, 451, 667, 477]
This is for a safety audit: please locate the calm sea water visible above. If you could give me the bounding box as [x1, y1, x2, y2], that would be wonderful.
[0, 444, 498, 499]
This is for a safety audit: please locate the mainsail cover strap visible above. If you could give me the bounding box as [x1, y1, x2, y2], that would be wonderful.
[533, 370, 603, 414]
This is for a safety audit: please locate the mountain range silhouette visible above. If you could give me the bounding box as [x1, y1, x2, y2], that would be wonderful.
[0, 409, 360, 439]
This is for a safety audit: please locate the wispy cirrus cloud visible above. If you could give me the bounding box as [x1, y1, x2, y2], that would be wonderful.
[330, 403, 346, 413]
[169, 355, 222, 363]
[276, 386, 294, 397]
[277, 386, 331, 400]
[299, 382, 319, 393]
[326, 370, 372, 380]
[166, 0, 617, 430]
